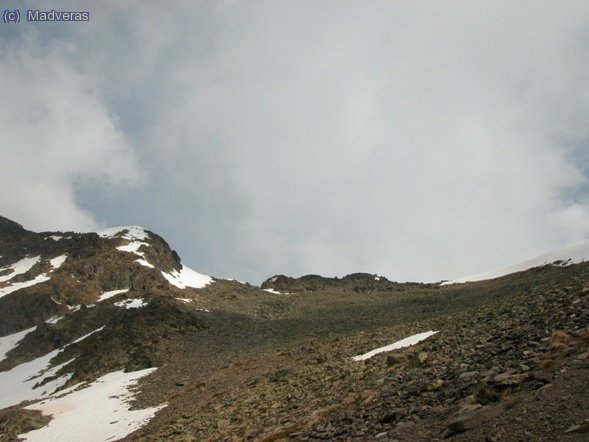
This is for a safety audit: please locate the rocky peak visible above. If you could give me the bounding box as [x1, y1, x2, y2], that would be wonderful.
[0, 216, 212, 336]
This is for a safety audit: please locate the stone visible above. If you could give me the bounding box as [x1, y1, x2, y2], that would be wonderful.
[443, 404, 507, 438]
[493, 372, 530, 386]
[459, 370, 478, 380]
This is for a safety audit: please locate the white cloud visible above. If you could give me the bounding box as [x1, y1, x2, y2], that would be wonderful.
[0, 38, 142, 231]
[2, 2, 589, 283]
[139, 2, 589, 281]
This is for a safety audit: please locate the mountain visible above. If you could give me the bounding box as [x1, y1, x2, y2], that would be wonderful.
[0, 215, 588, 441]
[442, 239, 589, 285]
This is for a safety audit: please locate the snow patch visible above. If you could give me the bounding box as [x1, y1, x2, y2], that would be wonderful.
[135, 259, 155, 269]
[352, 331, 439, 361]
[0, 274, 51, 297]
[176, 298, 192, 303]
[0, 255, 67, 298]
[20, 368, 165, 442]
[114, 298, 148, 309]
[263, 288, 281, 294]
[0, 256, 41, 283]
[161, 265, 212, 289]
[50, 255, 67, 270]
[72, 326, 105, 344]
[442, 239, 589, 285]
[117, 241, 149, 257]
[44, 236, 72, 241]
[95, 226, 149, 241]
[0, 326, 37, 363]
[45, 316, 63, 324]
[225, 278, 246, 284]
[97, 289, 129, 302]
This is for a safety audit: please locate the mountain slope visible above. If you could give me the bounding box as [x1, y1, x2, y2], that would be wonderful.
[443, 239, 589, 285]
[1, 215, 588, 441]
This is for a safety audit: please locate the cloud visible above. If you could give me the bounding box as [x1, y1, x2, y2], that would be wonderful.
[137, 1, 589, 281]
[0, 36, 142, 231]
[1, 2, 589, 283]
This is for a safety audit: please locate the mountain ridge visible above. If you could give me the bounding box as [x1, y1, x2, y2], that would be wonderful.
[0, 215, 588, 441]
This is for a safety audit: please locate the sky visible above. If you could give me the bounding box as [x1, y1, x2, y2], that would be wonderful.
[1, 1, 589, 284]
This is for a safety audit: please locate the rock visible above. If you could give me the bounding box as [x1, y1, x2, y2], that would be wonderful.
[381, 408, 407, 424]
[387, 355, 401, 367]
[443, 404, 507, 438]
[428, 379, 445, 391]
[458, 370, 478, 381]
[493, 372, 530, 386]
[564, 421, 589, 434]
[532, 370, 553, 384]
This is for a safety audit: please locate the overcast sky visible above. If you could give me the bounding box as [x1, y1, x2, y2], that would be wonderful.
[1, 1, 589, 284]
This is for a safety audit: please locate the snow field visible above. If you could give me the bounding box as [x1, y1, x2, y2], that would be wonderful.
[20, 368, 166, 442]
[0, 326, 105, 409]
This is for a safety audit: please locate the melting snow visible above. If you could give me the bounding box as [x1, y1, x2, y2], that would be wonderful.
[0, 256, 41, 282]
[135, 258, 155, 268]
[0, 326, 37, 363]
[49, 255, 67, 270]
[0, 351, 74, 409]
[114, 298, 148, 309]
[0, 255, 67, 298]
[20, 368, 165, 442]
[97, 289, 129, 302]
[442, 239, 589, 285]
[0, 274, 51, 297]
[263, 288, 281, 294]
[352, 331, 439, 361]
[95, 226, 149, 241]
[0, 326, 106, 410]
[161, 265, 212, 289]
[117, 241, 149, 257]
[72, 326, 105, 344]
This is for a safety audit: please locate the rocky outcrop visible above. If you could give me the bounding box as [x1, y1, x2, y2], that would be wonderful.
[261, 272, 433, 293]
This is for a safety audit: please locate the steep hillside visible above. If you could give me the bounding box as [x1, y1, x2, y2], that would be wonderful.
[0, 216, 588, 441]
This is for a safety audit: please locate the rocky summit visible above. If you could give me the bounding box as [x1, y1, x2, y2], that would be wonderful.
[0, 215, 588, 441]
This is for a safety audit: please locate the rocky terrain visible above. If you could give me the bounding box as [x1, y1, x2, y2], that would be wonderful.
[0, 215, 588, 441]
